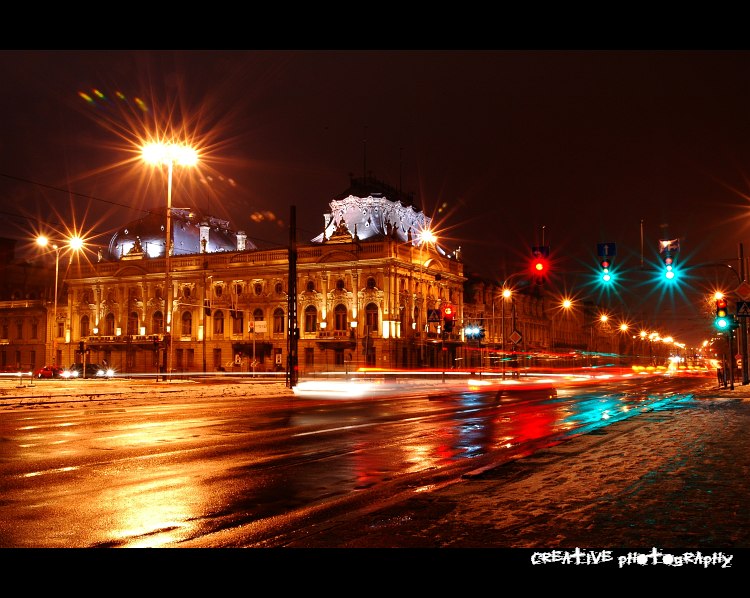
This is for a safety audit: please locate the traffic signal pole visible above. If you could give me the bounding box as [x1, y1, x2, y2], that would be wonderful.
[739, 243, 749, 385]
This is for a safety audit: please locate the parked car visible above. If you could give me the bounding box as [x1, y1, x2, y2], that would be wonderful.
[61, 363, 115, 379]
[34, 365, 63, 379]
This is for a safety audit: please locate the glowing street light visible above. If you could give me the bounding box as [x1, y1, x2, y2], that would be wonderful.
[36, 234, 83, 366]
[141, 141, 199, 380]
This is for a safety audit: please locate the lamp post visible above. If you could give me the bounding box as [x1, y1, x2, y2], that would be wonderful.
[36, 235, 83, 367]
[142, 141, 198, 381]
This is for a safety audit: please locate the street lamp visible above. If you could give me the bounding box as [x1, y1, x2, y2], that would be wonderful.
[142, 141, 198, 380]
[36, 235, 83, 367]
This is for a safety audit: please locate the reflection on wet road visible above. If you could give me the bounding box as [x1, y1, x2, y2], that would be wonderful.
[0, 375, 709, 547]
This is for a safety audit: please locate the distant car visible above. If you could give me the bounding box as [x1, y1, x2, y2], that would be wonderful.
[61, 363, 115, 379]
[34, 365, 63, 379]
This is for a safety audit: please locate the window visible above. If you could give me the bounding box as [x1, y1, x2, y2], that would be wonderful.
[367, 277, 376, 289]
[127, 311, 139, 336]
[253, 308, 264, 322]
[105, 313, 115, 336]
[304, 305, 317, 333]
[275, 282, 283, 294]
[1, 320, 7, 339]
[214, 284, 223, 297]
[81, 315, 90, 337]
[176, 349, 183, 370]
[336, 279, 345, 291]
[254, 283, 262, 295]
[366, 303, 379, 334]
[306, 281, 315, 292]
[153, 311, 164, 334]
[183, 287, 191, 299]
[16, 319, 23, 339]
[181, 311, 192, 336]
[234, 283, 243, 296]
[82, 291, 90, 304]
[214, 310, 224, 335]
[273, 308, 284, 334]
[155, 287, 163, 300]
[31, 319, 38, 339]
[232, 310, 244, 335]
[334, 304, 347, 331]
[187, 349, 195, 369]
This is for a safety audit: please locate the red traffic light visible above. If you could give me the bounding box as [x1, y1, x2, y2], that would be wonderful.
[442, 304, 456, 320]
[600, 259, 610, 269]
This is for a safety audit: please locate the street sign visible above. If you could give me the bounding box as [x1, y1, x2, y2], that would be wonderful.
[597, 242, 616, 257]
[254, 321, 268, 333]
[735, 281, 750, 301]
[736, 301, 750, 317]
[427, 309, 441, 322]
[509, 330, 522, 345]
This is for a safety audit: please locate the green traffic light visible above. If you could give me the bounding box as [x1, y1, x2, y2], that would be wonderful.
[715, 317, 730, 330]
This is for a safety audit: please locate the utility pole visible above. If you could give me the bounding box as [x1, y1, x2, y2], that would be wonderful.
[287, 206, 298, 389]
[740, 243, 749, 385]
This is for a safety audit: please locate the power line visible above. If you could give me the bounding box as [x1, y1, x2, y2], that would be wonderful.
[0, 171, 149, 214]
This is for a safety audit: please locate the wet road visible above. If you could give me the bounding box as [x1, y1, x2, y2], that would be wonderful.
[0, 374, 709, 547]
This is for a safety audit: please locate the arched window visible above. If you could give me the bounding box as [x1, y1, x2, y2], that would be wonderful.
[214, 284, 223, 297]
[253, 308, 264, 322]
[153, 311, 164, 334]
[232, 309, 244, 335]
[127, 311, 139, 336]
[275, 282, 283, 294]
[254, 283, 263, 296]
[81, 315, 90, 337]
[181, 311, 192, 336]
[366, 303, 379, 334]
[304, 305, 317, 333]
[367, 277, 376, 289]
[306, 280, 315, 292]
[214, 310, 224, 335]
[105, 313, 115, 336]
[183, 287, 191, 299]
[273, 308, 285, 334]
[336, 279, 345, 291]
[334, 304, 347, 331]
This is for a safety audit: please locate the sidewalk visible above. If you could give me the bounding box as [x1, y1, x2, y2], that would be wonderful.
[278, 380, 750, 565]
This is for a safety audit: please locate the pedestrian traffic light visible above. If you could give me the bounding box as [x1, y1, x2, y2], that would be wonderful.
[715, 297, 730, 330]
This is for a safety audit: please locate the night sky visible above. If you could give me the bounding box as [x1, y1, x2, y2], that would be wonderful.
[3, 49, 750, 346]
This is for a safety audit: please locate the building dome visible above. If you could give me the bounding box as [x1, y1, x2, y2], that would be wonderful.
[108, 208, 255, 260]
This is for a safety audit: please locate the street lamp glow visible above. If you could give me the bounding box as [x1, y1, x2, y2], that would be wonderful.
[141, 142, 198, 167]
[419, 229, 436, 245]
[502, 288, 511, 299]
[561, 299, 572, 309]
[620, 323, 629, 332]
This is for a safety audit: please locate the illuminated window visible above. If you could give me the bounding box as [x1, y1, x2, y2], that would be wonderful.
[127, 311, 139, 336]
[105, 313, 115, 336]
[304, 305, 317, 332]
[214, 310, 224, 335]
[181, 311, 192, 336]
[81, 315, 90, 337]
[366, 303, 379, 333]
[153, 311, 164, 334]
[334, 304, 347, 331]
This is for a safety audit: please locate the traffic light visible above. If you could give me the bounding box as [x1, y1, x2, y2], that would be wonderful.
[715, 297, 730, 330]
[442, 304, 456, 333]
[664, 255, 676, 280]
[530, 246, 550, 283]
[600, 258, 612, 283]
